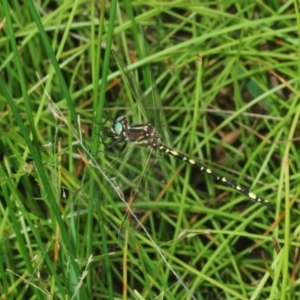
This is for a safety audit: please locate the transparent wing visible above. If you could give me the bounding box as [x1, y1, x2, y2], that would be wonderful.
[113, 51, 172, 147]
[150, 73, 172, 147]
[74, 143, 167, 237]
[113, 51, 151, 123]
[74, 52, 170, 239]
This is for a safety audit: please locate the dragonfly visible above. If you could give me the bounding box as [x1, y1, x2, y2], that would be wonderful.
[101, 51, 275, 213]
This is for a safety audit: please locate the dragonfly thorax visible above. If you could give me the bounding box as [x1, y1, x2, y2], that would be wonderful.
[111, 116, 162, 149]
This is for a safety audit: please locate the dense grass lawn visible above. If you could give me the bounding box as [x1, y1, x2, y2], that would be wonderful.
[1, 1, 299, 299]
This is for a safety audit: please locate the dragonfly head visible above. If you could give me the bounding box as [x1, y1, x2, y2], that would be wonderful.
[111, 116, 128, 136]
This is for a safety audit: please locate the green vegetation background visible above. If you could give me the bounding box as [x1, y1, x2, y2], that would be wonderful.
[0, 1, 299, 299]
